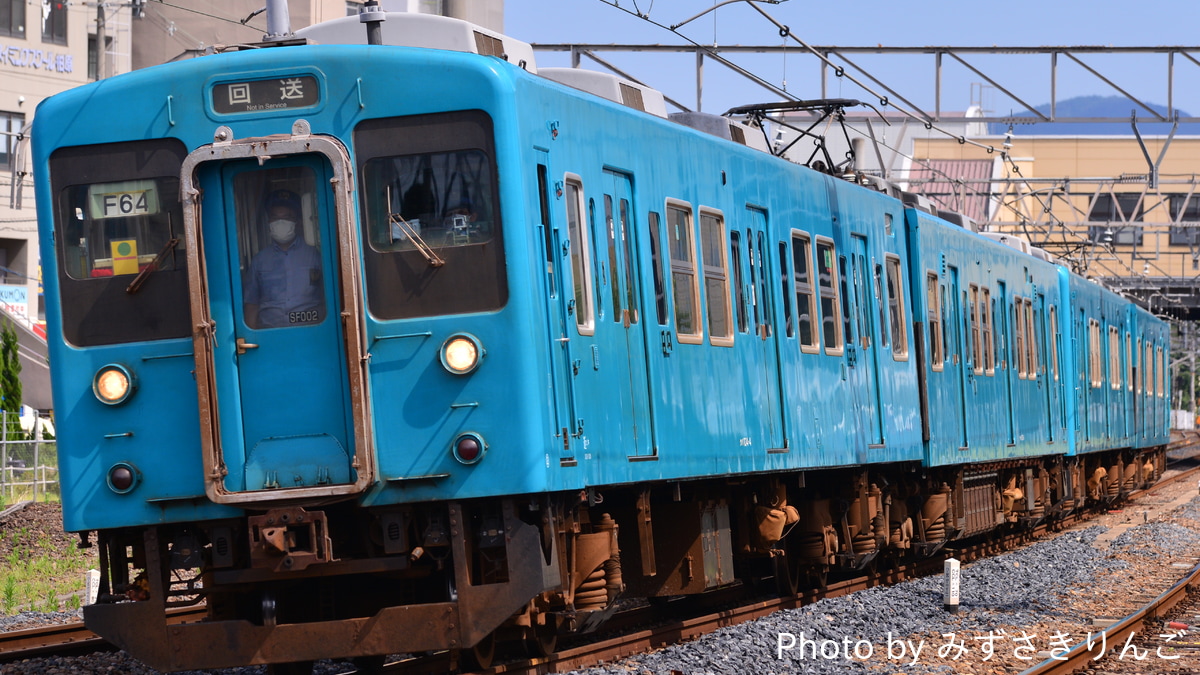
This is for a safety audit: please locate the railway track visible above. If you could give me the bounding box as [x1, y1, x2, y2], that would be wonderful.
[5, 441, 1200, 673]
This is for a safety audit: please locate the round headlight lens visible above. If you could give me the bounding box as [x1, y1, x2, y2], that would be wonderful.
[441, 334, 484, 375]
[94, 365, 134, 405]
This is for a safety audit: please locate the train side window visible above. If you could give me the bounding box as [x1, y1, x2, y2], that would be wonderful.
[1048, 305, 1059, 381]
[1125, 332, 1133, 391]
[886, 256, 907, 359]
[564, 178, 595, 335]
[791, 232, 817, 352]
[1014, 298, 1026, 379]
[619, 198, 638, 324]
[778, 242, 794, 338]
[969, 284, 981, 374]
[604, 195, 622, 322]
[1136, 338, 1143, 394]
[874, 264, 888, 349]
[730, 231, 748, 333]
[981, 288, 994, 375]
[1025, 299, 1037, 378]
[926, 273, 944, 371]
[1108, 326, 1121, 390]
[700, 210, 732, 346]
[815, 238, 843, 355]
[1157, 346, 1165, 397]
[668, 202, 702, 343]
[839, 256, 852, 349]
[647, 211, 667, 325]
[1145, 340, 1153, 395]
[1089, 319, 1102, 388]
[50, 138, 191, 347]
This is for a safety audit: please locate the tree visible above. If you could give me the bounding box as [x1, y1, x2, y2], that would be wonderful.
[0, 322, 22, 441]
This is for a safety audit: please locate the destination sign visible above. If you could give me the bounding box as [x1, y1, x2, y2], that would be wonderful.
[212, 75, 319, 114]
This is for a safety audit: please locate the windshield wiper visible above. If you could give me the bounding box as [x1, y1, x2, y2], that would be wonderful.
[126, 238, 180, 294]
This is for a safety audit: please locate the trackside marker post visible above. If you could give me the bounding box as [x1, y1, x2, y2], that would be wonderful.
[943, 558, 960, 613]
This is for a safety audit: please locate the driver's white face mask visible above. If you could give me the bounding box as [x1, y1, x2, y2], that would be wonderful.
[269, 219, 297, 245]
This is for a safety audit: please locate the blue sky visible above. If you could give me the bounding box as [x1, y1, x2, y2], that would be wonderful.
[504, 0, 1200, 121]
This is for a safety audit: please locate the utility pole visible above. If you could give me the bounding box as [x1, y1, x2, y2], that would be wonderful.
[96, 2, 106, 80]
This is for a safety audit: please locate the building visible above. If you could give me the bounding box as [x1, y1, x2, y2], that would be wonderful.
[132, 0, 503, 68]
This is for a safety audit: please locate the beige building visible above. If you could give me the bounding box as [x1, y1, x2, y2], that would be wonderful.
[907, 135, 1200, 318]
[1, 1, 135, 328]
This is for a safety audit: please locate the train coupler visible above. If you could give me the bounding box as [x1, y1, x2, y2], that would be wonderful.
[248, 507, 332, 572]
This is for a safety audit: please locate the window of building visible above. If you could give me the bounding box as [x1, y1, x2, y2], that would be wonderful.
[0, 112, 22, 172]
[1169, 194, 1200, 246]
[42, 1, 66, 45]
[668, 202, 701, 343]
[927, 273, 943, 372]
[0, 1, 24, 39]
[1088, 193, 1143, 245]
[792, 232, 817, 351]
[816, 238, 842, 354]
[88, 35, 113, 81]
[565, 178, 594, 335]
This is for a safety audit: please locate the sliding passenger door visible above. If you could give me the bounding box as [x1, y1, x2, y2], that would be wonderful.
[603, 170, 655, 457]
[747, 209, 785, 450]
[849, 235, 884, 446]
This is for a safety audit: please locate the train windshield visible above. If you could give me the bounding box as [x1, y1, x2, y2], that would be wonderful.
[354, 110, 506, 319]
[50, 140, 190, 346]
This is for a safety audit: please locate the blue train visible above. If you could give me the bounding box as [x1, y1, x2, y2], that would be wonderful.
[32, 9, 1171, 673]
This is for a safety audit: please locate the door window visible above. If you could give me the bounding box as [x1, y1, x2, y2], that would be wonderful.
[233, 167, 326, 329]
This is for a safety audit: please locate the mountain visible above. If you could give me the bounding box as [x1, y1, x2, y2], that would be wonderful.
[987, 95, 1200, 135]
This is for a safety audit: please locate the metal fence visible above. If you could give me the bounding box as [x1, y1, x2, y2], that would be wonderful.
[0, 414, 58, 504]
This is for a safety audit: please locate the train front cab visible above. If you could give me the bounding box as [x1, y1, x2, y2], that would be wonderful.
[36, 44, 567, 671]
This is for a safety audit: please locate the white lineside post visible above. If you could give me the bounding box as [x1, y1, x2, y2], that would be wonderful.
[85, 569, 100, 605]
[943, 558, 960, 613]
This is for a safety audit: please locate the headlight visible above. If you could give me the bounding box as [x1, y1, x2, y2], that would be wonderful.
[440, 333, 484, 375]
[93, 364, 135, 405]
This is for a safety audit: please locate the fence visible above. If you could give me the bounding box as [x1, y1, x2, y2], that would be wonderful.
[0, 413, 58, 504]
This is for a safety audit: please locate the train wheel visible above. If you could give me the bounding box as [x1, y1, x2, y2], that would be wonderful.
[266, 661, 314, 675]
[525, 621, 558, 658]
[462, 631, 496, 670]
[351, 655, 387, 674]
[773, 553, 800, 597]
[806, 567, 828, 591]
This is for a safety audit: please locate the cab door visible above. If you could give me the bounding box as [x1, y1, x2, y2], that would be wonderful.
[183, 128, 373, 503]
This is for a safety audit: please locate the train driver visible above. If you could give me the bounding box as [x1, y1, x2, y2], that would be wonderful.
[243, 189, 325, 328]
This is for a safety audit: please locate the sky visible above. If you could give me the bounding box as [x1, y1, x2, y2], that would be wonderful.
[503, 0, 1200, 125]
